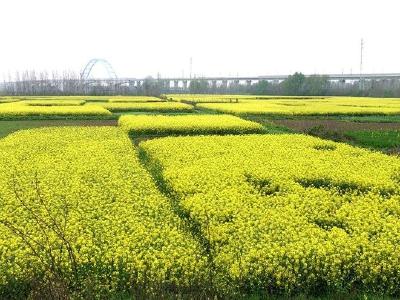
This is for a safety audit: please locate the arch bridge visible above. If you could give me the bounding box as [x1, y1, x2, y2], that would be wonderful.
[80, 58, 118, 80]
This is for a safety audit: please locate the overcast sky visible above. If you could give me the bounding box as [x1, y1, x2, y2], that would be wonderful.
[1, 0, 399, 79]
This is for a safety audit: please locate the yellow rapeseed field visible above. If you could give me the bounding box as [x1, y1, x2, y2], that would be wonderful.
[21, 99, 86, 106]
[87, 101, 193, 112]
[118, 114, 265, 135]
[0, 98, 20, 103]
[0, 102, 111, 118]
[0, 127, 207, 295]
[108, 96, 164, 103]
[167, 94, 243, 103]
[197, 97, 400, 115]
[140, 134, 400, 294]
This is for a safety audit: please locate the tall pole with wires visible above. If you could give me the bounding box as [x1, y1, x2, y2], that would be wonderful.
[189, 57, 193, 79]
[360, 38, 364, 90]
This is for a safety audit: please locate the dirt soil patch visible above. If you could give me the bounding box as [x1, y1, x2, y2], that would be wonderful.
[274, 120, 400, 133]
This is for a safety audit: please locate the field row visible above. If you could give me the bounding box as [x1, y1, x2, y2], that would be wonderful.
[1, 128, 400, 296]
[0, 101, 193, 118]
[119, 114, 264, 135]
[141, 134, 400, 295]
[197, 98, 400, 115]
[0, 128, 207, 297]
[3, 95, 400, 117]
[0, 96, 163, 103]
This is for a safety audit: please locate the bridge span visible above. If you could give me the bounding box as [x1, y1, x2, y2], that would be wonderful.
[73, 58, 400, 88]
[2, 73, 400, 94]
[79, 73, 400, 90]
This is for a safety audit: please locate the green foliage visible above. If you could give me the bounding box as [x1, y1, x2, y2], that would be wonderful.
[339, 115, 400, 123]
[141, 77, 163, 96]
[282, 72, 306, 95]
[303, 75, 330, 95]
[189, 79, 210, 94]
[345, 130, 400, 149]
[251, 80, 270, 95]
[281, 73, 330, 96]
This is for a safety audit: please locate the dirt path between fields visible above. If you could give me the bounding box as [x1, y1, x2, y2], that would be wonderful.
[274, 120, 400, 132]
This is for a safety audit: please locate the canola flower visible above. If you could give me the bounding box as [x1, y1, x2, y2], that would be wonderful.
[118, 114, 264, 135]
[20, 96, 107, 100]
[19, 96, 89, 100]
[140, 134, 400, 295]
[0, 102, 111, 118]
[87, 101, 193, 112]
[0, 98, 20, 103]
[197, 97, 400, 115]
[21, 100, 86, 106]
[14, 96, 113, 102]
[17, 96, 163, 103]
[0, 127, 207, 295]
[108, 96, 164, 103]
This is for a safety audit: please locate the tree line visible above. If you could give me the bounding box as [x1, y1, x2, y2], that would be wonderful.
[2, 71, 400, 97]
[189, 72, 400, 97]
[0, 71, 163, 96]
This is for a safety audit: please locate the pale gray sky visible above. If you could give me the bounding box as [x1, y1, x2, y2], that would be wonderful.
[1, 0, 399, 79]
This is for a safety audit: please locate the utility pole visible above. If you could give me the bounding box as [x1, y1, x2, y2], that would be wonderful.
[360, 38, 364, 90]
[189, 57, 193, 79]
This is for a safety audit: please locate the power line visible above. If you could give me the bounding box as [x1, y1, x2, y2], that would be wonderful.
[360, 38, 364, 90]
[189, 57, 193, 79]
